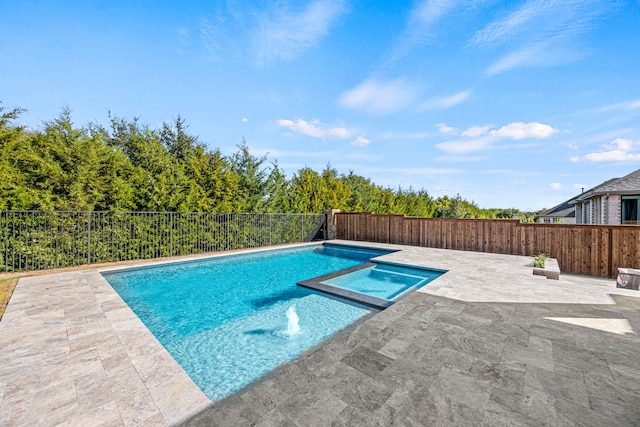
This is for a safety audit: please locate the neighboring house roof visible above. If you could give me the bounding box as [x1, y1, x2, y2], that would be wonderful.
[537, 198, 576, 218]
[574, 168, 640, 202]
[537, 168, 640, 220]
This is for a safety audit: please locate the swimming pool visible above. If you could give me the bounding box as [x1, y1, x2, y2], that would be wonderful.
[102, 244, 390, 401]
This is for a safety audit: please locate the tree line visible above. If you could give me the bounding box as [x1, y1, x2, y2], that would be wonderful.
[0, 104, 538, 220]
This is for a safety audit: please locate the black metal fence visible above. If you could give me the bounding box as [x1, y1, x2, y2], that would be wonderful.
[1, 211, 325, 272]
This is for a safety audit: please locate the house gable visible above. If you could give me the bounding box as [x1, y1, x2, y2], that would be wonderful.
[572, 168, 640, 225]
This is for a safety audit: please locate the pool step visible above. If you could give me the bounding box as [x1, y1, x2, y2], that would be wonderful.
[297, 263, 394, 310]
[389, 285, 418, 302]
[368, 269, 427, 285]
[297, 279, 394, 310]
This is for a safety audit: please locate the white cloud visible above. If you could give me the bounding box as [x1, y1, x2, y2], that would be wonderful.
[489, 122, 557, 140]
[472, 0, 611, 75]
[277, 118, 350, 140]
[585, 151, 640, 162]
[436, 123, 457, 135]
[242, 117, 248, 122]
[471, 1, 540, 47]
[200, 1, 347, 65]
[436, 121, 557, 154]
[254, 0, 348, 65]
[608, 138, 634, 152]
[200, 12, 228, 61]
[421, 91, 470, 110]
[549, 182, 562, 190]
[583, 138, 640, 162]
[461, 126, 490, 138]
[338, 78, 420, 115]
[487, 38, 589, 76]
[352, 136, 371, 147]
[410, 0, 456, 28]
[593, 99, 640, 113]
[486, 42, 554, 76]
[277, 118, 371, 147]
[570, 156, 580, 163]
[387, 0, 458, 63]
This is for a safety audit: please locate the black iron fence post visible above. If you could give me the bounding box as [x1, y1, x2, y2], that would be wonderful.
[87, 211, 91, 265]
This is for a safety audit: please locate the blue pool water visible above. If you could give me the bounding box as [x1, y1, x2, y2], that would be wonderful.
[321, 263, 443, 300]
[102, 244, 389, 401]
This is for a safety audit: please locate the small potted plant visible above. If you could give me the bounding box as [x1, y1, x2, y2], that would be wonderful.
[533, 253, 549, 269]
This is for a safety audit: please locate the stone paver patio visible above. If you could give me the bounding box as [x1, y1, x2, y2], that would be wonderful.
[1, 241, 639, 426]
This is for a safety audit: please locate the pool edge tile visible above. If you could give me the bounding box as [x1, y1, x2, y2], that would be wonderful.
[90, 270, 212, 425]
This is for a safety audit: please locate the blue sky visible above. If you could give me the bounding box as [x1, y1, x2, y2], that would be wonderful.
[2, 0, 640, 211]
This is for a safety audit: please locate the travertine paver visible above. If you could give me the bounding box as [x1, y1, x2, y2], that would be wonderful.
[0, 270, 209, 426]
[185, 294, 640, 426]
[1, 241, 640, 426]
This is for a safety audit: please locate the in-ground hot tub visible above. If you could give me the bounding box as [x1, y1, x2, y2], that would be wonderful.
[298, 261, 445, 309]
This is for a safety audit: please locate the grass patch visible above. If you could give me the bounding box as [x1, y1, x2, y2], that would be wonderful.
[0, 278, 19, 321]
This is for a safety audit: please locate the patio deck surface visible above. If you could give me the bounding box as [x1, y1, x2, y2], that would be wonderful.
[1, 241, 639, 426]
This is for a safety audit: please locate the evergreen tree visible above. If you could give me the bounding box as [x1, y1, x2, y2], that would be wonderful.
[394, 187, 435, 217]
[320, 164, 352, 212]
[0, 105, 32, 210]
[160, 116, 199, 163]
[290, 167, 324, 213]
[230, 141, 270, 212]
[262, 161, 293, 213]
[185, 146, 240, 212]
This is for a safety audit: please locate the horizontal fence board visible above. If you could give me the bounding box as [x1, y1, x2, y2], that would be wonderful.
[335, 213, 640, 278]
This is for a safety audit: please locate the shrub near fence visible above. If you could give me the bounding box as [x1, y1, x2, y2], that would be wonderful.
[335, 213, 640, 278]
[1, 211, 325, 273]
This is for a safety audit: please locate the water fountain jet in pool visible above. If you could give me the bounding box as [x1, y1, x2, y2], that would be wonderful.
[286, 305, 300, 336]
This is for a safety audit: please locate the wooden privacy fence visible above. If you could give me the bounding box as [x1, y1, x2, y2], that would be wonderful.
[335, 213, 640, 278]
